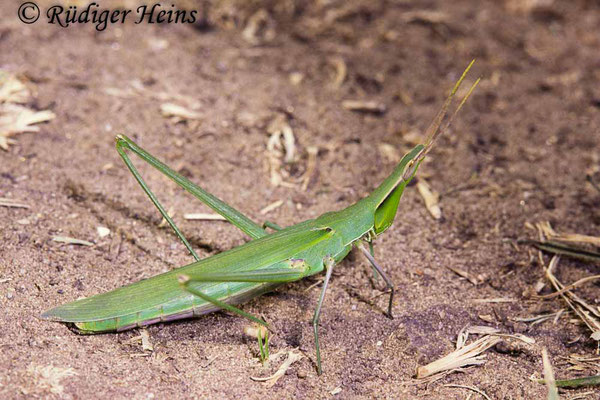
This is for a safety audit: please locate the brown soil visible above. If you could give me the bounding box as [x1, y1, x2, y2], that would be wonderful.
[2, 0, 600, 398]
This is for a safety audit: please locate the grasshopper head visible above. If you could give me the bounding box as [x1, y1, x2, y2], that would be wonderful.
[371, 61, 479, 236]
[372, 152, 422, 235]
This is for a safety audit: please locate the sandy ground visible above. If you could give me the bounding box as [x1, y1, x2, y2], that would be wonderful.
[1, 0, 600, 398]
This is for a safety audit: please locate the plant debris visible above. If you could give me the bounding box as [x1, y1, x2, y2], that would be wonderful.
[329, 56, 347, 89]
[96, 226, 111, 238]
[417, 179, 442, 219]
[0, 197, 30, 209]
[341, 100, 387, 114]
[27, 364, 77, 395]
[0, 71, 30, 103]
[250, 350, 302, 387]
[0, 71, 55, 150]
[266, 115, 298, 187]
[0, 104, 55, 150]
[52, 236, 94, 246]
[537, 374, 600, 389]
[140, 329, 154, 352]
[541, 347, 559, 400]
[260, 200, 283, 215]
[160, 103, 203, 121]
[417, 327, 534, 379]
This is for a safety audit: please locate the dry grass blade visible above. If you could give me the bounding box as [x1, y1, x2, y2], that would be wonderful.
[544, 256, 600, 340]
[417, 179, 441, 219]
[0, 197, 30, 209]
[514, 310, 566, 326]
[183, 213, 226, 221]
[536, 221, 600, 247]
[456, 325, 500, 350]
[536, 274, 600, 299]
[52, 236, 94, 246]
[416, 335, 501, 378]
[250, 350, 302, 387]
[418, 326, 534, 379]
[520, 239, 600, 263]
[542, 348, 559, 400]
[530, 223, 600, 340]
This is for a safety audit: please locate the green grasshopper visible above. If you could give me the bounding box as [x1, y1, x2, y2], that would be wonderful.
[42, 62, 479, 374]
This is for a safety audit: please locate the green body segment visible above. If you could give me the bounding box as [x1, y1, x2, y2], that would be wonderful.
[41, 145, 423, 333]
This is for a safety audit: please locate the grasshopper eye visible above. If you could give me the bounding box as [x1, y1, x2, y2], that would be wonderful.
[402, 160, 418, 181]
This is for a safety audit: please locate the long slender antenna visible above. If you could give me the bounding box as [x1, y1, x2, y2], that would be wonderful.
[402, 61, 479, 181]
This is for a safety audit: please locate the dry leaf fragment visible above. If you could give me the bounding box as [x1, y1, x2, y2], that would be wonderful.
[140, 329, 154, 352]
[417, 179, 441, 219]
[0, 71, 30, 103]
[0, 104, 55, 150]
[160, 103, 202, 121]
[250, 350, 302, 387]
[536, 221, 600, 247]
[96, 226, 110, 238]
